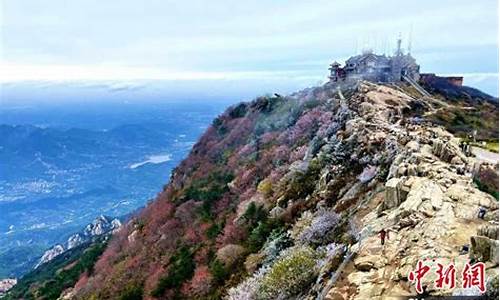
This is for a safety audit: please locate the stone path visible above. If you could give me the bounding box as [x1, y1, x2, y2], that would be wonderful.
[471, 146, 498, 164]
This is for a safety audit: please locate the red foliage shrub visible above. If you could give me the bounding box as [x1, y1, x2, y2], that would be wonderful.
[216, 217, 247, 246]
[74, 272, 89, 291]
[175, 200, 199, 226]
[183, 265, 213, 297]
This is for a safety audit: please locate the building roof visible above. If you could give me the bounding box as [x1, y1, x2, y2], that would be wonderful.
[345, 53, 390, 67]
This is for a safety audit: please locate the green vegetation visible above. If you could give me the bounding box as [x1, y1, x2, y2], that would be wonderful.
[429, 104, 499, 141]
[474, 178, 499, 200]
[185, 172, 234, 203]
[247, 218, 283, 253]
[209, 259, 228, 284]
[282, 159, 322, 201]
[258, 246, 318, 299]
[5, 239, 107, 300]
[243, 202, 267, 227]
[119, 283, 144, 300]
[229, 102, 248, 119]
[485, 141, 499, 153]
[151, 247, 195, 297]
[184, 171, 234, 220]
[212, 117, 228, 135]
[470, 141, 499, 153]
[206, 222, 223, 239]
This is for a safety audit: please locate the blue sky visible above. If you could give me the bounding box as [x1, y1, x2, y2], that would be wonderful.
[1, 0, 498, 95]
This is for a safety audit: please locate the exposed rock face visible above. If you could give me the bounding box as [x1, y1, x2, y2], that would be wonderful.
[470, 224, 500, 265]
[83, 215, 121, 237]
[67, 233, 85, 250]
[319, 84, 499, 299]
[0, 278, 17, 297]
[383, 178, 403, 210]
[478, 225, 499, 240]
[35, 215, 121, 269]
[470, 236, 497, 264]
[35, 244, 64, 269]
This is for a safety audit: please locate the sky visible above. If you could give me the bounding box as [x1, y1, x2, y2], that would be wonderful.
[0, 0, 498, 95]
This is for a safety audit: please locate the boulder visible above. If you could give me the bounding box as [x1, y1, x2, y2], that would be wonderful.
[407, 164, 417, 176]
[432, 139, 464, 163]
[354, 256, 375, 271]
[269, 206, 285, 218]
[477, 225, 499, 240]
[399, 178, 443, 218]
[450, 156, 464, 165]
[405, 140, 420, 152]
[397, 165, 407, 177]
[470, 235, 498, 263]
[384, 178, 403, 210]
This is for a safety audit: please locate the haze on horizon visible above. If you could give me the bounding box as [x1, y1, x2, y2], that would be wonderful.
[1, 0, 498, 96]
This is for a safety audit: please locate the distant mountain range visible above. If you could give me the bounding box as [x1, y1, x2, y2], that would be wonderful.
[0, 100, 229, 278]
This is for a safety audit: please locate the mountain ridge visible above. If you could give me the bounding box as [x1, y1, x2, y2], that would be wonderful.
[5, 80, 499, 299]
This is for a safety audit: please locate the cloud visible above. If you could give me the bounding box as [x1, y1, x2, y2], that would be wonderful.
[0, 0, 497, 96]
[0, 62, 322, 82]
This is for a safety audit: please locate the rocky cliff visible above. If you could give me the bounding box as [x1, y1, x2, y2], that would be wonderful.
[34, 215, 121, 269]
[12, 80, 498, 300]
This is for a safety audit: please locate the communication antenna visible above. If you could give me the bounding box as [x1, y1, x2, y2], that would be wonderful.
[396, 32, 403, 56]
[408, 24, 413, 54]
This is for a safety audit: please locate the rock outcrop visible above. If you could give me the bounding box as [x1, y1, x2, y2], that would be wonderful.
[34, 244, 65, 269]
[34, 215, 121, 269]
[0, 279, 17, 297]
[319, 83, 499, 299]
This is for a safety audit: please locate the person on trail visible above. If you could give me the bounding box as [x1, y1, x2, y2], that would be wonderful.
[379, 229, 389, 245]
[478, 206, 487, 219]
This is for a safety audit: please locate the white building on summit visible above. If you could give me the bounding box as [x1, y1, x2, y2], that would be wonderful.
[329, 38, 420, 84]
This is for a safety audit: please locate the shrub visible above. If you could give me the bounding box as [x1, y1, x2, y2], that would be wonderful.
[258, 246, 318, 299]
[225, 267, 267, 300]
[216, 244, 246, 267]
[212, 117, 223, 128]
[257, 179, 273, 197]
[297, 210, 340, 245]
[209, 259, 228, 284]
[247, 218, 283, 253]
[282, 159, 322, 201]
[151, 247, 195, 297]
[243, 202, 267, 227]
[184, 171, 234, 220]
[260, 230, 292, 266]
[119, 283, 143, 300]
[206, 222, 223, 239]
[290, 211, 314, 240]
[187, 265, 213, 297]
[229, 103, 248, 119]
